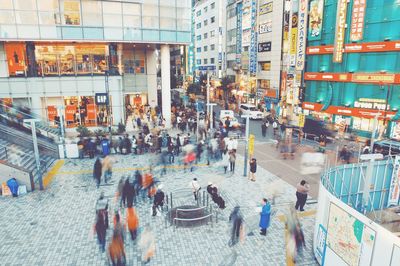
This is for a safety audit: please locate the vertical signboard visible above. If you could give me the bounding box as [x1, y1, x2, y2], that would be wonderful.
[249, 0, 258, 77]
[308, 0, 324, 41]
[388, 156, 400, 206]
[350, 0, 366, 41]
[189, 8, 195, 76]
[290, 0, 299, 67]
[296, 0, 308, 71]
[65, 105, 76, 122]
[47, 106, 57, 121]
[333, 0, 348, 63]
[86, 104, 96, 121]
[236, 2, 243, 64]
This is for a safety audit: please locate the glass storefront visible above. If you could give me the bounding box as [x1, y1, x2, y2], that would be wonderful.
[122, 45, 146, 74]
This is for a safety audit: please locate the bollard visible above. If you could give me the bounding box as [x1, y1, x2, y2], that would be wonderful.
[170, 192, 173, 209]
[202, 190, 206, 206]
[165, 194, 169, 211]
[206, 193, 209, 209]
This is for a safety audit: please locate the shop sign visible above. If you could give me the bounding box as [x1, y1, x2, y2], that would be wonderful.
[259, 2, 273, 15]
[47, 106, 57, 121]
[258, 42, 272, 52]
[280, 71, 287, 96]
[354, 99, 389, 111]
[198, 66, 216, 71]
[388, 156, 400, 206]
[236, 2, 243, 64]
[290, 0, 299, 67]
[65, 105, 76, 122]
[304, 72, 350, 82]
[352, 73, 395, 84]
[249, 0, 258, 77]
[301, 102, 396, 119]
[298, 113, 305, 127]
[265, 89, 277, 98]
[95, 93, 109, 105]
[296, 0, 308, 71]
[259, 21, 272, 34]
[307, 41, 400, 55]
[333, 0, 348, 63]
[350, 0, 366, 41]
[308, 0, 324, 41]
[87, 104, 96, 120]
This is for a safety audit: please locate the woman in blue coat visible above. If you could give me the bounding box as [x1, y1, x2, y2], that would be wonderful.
[259, 198, 271, 236]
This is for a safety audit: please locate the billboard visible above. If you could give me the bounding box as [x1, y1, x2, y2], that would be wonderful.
[308, 0, 324, 41]
[259, 1, 273, 15]
[249, 0, 258, 77]
[258, 42, 272, 52]
[333, 0, 348, 63]
[388, 156, 400, 206]
[350, 0, 366, 41]
[296, 0, 308, 71]
[236, 2, 243, 64]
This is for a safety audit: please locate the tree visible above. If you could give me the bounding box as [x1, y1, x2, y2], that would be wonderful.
[220, 76, 234, 109]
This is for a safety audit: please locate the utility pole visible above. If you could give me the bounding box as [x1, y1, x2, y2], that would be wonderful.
[207, 103, 217, 130]
[24, 119, 43, 190]
[206, 71, 210, 115]
[242, 115, 250, 177]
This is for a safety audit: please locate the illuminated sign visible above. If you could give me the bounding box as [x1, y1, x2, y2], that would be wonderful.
[350, 0, 366, 41]
[296, 0, 308, 71]
[352, 74, 395, 84]
[95, 93, 109, 105]
[258, 42, 272, 52]
[259, 2, 273, 15]
[307, 41, 400, 54]
[333, 0, 348, 63]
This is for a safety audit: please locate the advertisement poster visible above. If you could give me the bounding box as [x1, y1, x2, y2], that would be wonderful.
[86, 104, 96, 121]
[296, 0, 308, 71]
[315, 224, 327, 264]
[308, 0, 324, 41]
[290, 0, 299, 67]
[249, 0, 258, 77]
[259, 1, 273, 15]
[236, 2, 243, 64]
[259, 21, 272, 34]
[65, 105, 76, 122]
[350, 0, 366, 41]
[388, 156, 400, 206]
[47, 106, 57, 121]
[333, 0, 348, 63]
[4, 43, 26, 76]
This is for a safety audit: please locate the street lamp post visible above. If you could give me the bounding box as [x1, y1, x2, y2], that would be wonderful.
[242, 115, 250, 177]
[206, 71, 210, 115]
[207, 103, 217, 130]
[105, 70, 111, 133]
[24, 119, 43, 190]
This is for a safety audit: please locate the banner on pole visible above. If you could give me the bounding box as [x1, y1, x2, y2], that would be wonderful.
[333, 0, 348, 63]
[388, 156, 400, 206]
[248, 134, 255, 156]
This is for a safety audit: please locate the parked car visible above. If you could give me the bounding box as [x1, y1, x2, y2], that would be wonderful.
[239, 104, 263, 120]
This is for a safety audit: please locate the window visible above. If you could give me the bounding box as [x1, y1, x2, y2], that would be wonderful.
[211, 16, 215, 23]
[203, 33, 208, 39]
[82, 1, 102, 26]
[210, 44, 215, 51]
[204, 19, 208, 26]
[227, 45, 236, 53]
[196, 35, 201, 41]
[196, 10, 201, 17]
[260, 80, 271, 89]
[211, 3, 216, 9]
[259, 61, 271, 71]
[196, 59, 201, 65]
[227, 29, 236, 42]
[203, 58, 208, 64]
[210, 58, 215, 64]
[62, 0, 81, 25]
[210, 30, 215, 37]
[196, 47, 201, 52]
[204, 46, 208, 52]
[204, 7, 208, 13]
[228, 6, 236, 18]
[196, 22, 201, 29]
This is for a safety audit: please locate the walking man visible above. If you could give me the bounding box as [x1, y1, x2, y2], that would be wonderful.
[249, 158, 257, 181]
[295, 180, 310, 211]
[93, 158, 102, 188]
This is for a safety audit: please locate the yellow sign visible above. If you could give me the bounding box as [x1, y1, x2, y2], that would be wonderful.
[352, 74, 395, 84]
[298, 114, 305, 127]
[248, 134, 255, 156]
[333, 0, 348, 63]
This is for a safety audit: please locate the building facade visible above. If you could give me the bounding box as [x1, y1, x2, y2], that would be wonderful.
[303, 0, 400, 138]
[193, 0, 226, 78]
[0, 0, 191, 129]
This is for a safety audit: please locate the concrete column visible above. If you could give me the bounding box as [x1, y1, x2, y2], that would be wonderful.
[111, 89, 122, 126]
[30, 95, 43, 118]
[160, 44, 171, 128]
[146, 49, 158, 108]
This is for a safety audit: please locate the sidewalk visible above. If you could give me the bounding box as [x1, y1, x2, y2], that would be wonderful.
[0, 152, 318, 265]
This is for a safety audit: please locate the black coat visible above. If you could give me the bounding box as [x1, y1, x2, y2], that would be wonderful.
[93, 159, 102, 180]
[250, 161, 257, 173]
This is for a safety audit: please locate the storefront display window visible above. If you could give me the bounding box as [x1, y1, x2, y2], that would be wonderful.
[122, 46, 146, 74]
[4, 43, 27, 77]
[63, 96, 104, 127]
[353, 117, 384, 132]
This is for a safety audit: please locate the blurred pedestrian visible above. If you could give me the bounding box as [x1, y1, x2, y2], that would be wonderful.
[295, 180, 310, 212]
[222, 150, 230, 174]
[102, 155, 114, 183]
[95, 212, 107, 252]
[259, 198, 271, 236]
[93, 158, 102, 188]
[294, 222, 305, 256]
[190, 178, 201, 201]
[126, 205, 139, 241]
[87, 138, 96, 158]
[249, 158, 257, 181]
[152, 184, 165, 216]
[108, 233, 126, 266]
[117, 177, 124, 207]
[339, 145, 351, 164]
[261, 123, 267, 138]
[228, 206, 244, 247]
[101, 137, 111, 156]
[229, 150, 236, 172]
[139, 225, 156, 264]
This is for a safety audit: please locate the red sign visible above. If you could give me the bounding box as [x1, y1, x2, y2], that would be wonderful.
[265, 89, 277, 98]
[305, 72, 400, 84]
[47, 106, 57, 121]
[307, 41, 400, 55]
[302, 102, 395, 120]
[86, 104, 96, 120]
[350, 0, 366, 41]
[65, 105, 76, 122]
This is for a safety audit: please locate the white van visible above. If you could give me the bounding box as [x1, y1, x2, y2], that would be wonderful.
[239, 104, 263, 120]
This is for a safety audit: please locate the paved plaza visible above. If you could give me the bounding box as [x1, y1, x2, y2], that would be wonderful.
[0, 150, 319, 266]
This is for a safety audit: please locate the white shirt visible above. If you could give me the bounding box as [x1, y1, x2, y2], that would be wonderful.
[190, 180, 201, 192]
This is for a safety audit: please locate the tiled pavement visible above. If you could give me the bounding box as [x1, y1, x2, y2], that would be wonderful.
[0, 152, 319, 266]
